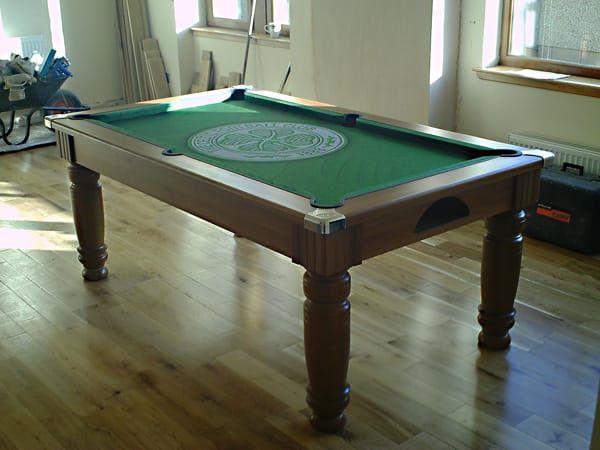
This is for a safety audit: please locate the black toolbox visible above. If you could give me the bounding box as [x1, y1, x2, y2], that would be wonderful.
[524, 163, 600, 254]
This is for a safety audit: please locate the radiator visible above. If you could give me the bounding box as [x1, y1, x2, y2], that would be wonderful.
[508, 133, 600, 177]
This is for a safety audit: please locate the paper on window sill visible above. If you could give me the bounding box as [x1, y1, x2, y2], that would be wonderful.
[506, 69, 570, 80]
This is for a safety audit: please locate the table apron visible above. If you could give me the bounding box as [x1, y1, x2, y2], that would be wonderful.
[348, 169, 541, 261]
[59, 130, 307, 260]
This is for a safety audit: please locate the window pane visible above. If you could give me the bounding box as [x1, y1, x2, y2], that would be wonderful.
[212, 0, 248, 21]
[509, 0, 538, 56]
[509, 0, 600, 67]
[272, 0, 290, 25]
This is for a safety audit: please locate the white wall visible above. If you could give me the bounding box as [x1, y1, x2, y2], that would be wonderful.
[428, 0, 460, 130]
[0, 0, 196, 106]
[290, 0, 434, 125]
[52, 0, 123, 107]
[146, 0, 179, 95]
[176, 30, 196, 95]
[4, 0, 595, 149]
[192, 1, 434, 125]
[456, 0, 600, 150]
[191, 34, 291, 92]
[0, 1, 124, 108]
[0, 0, 53, 63]
[0, 0, 52, 39]
[0, 0, 450, 129]
[146, 0, 202, 96]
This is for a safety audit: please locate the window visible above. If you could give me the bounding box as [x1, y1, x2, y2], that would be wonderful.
[207, 0, 290, 36]
[500, 0, 600, 79]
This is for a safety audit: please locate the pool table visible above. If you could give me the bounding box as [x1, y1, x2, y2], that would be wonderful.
[46, 87, 552, 433]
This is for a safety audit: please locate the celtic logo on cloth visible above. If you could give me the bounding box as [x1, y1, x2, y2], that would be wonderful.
[188, 122, 346, 161]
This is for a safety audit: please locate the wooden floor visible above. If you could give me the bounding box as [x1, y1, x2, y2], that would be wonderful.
[0, 145, 599, 449]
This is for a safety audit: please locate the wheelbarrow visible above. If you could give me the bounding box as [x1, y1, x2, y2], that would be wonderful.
[0, 76, 85, 145]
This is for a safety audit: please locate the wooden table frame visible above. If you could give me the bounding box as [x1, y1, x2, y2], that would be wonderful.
[46, 88, 551, 433]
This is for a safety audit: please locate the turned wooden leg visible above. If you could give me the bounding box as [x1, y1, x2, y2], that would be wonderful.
[69, 164, 108, 281]
[478, 210, 526, 349]
[303, 270, 351, 433]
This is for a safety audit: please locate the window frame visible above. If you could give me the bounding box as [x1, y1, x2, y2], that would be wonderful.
[206, 0, 289, 37]
[499, 0, 600, 79]
[206, 0, 251, 30]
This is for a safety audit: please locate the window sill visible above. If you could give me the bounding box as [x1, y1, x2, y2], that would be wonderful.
[474, 66, 600, 98]
[191, 27, 290, 50]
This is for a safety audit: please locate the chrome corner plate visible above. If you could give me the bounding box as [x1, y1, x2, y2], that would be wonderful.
[304, 208, 346, 234]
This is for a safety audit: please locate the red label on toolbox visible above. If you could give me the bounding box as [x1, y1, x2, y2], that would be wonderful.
[535, 204, 572, 223]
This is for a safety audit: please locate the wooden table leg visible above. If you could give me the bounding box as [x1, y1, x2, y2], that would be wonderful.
[303, 270, 351, 433]
[69, 164, 108, 281]
[478, 210, 526, 349]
